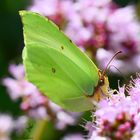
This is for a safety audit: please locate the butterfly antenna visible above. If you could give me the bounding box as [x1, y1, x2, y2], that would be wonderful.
[102, 51, 122, 76]
[108, 65, 127, 81]
[108, 65, 122, 75]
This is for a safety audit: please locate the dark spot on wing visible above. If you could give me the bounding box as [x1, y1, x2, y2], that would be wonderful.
[52, 68, 56, 73]
[61, 46, 64, 50]
[69, 39, 72, 43]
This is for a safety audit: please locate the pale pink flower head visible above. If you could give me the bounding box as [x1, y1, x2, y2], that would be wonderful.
[2, 64, 48, 119]
[96, 48, 140, 74]
[28, 0, 73, 26]
[0, 114, 14, 140]
[2, 64, 26, 100]
[96, 5, 140, 74]
[107, 6, 140, 55]
[48, 101, 80, 130]
[87, 74, 140, 140]
[0, 114, 27, 140]
[65, 0, 115, 49]
[62, 134, 85, 140]
[9, 64, 24, 80]
[128, 73, 140, 103]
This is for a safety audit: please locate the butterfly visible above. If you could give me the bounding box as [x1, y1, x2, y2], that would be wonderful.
[20, 11, 120, 112]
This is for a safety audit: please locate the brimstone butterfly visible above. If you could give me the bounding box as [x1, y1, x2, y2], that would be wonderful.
[20, 11, 110, 112]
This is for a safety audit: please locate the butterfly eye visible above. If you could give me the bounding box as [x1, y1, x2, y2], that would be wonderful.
[99, 78, 104, 86]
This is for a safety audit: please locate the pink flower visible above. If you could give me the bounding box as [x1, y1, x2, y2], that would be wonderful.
[48, 101, 81, 130]
[0, 114, 27, 140]
[96, 48, 140, 74]
[28, 0, 73, 26]
[96, 5, 140, 74]
[62, 134, 84, 140]
[0, 114, 14, 140]
[87, 74, 140, 140]
[2, 64, 48, 119]
[107, 6, 140, 55]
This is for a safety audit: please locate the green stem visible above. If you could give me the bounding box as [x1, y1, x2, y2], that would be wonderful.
[32, 119, 48, 140]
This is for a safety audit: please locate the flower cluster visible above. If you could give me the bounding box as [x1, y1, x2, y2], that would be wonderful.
[3, 64, 80, 130]
[86, 74, 140, 140]
[28, 0, 72, 27]
[2, 64, 48, 119]
[62, 134, 84, 140]
[0, 114, 27, 140]
[28, 0, 140, 74]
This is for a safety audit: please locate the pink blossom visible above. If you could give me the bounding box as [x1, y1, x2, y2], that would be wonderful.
[87, 74, 140, 140]
[96, 48, 140, 74]
[62, 134, 85, 140]
[107, 6, 140, 55]
[49, 101, 80, 130]
[3, 64, 48, 119]
[0, 114, 14, 140]
[0, 114, 27, 140]
[28, 0, 73, 26]
[96, 5, 140, 74]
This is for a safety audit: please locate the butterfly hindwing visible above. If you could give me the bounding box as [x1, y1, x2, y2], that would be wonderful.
[20, 11, 99, 112]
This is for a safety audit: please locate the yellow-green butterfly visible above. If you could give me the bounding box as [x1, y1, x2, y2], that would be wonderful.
[20, 11, 118, 112]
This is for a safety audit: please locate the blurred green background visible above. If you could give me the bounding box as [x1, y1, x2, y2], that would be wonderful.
[0, 0, 30, 116]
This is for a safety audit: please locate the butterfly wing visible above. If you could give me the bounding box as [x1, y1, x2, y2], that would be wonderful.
[20, 11, 99, 112]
